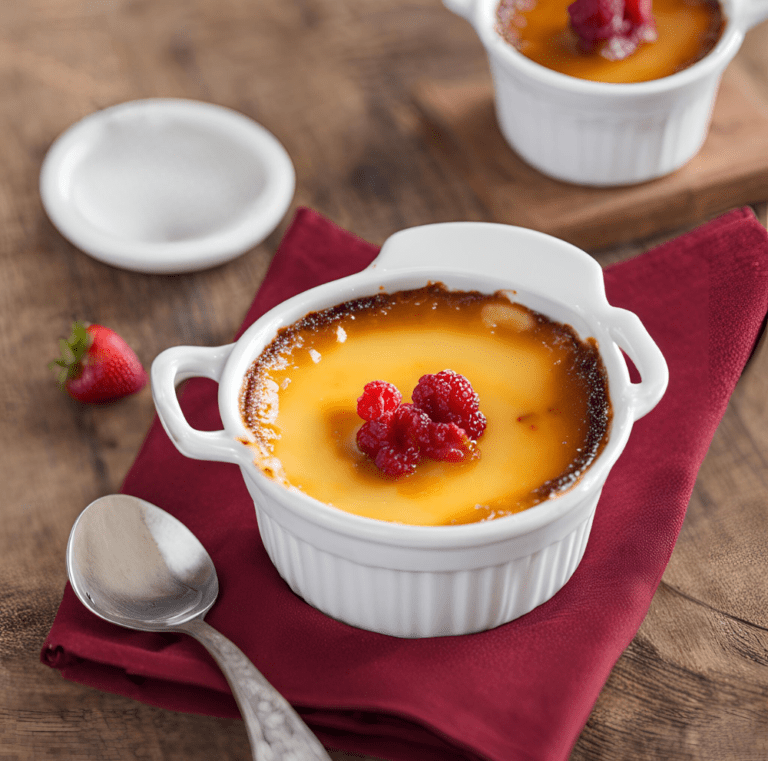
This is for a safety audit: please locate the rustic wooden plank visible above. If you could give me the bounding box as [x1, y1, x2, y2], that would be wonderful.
[413, 58, 768, 250]
[2, 1, 768, 760]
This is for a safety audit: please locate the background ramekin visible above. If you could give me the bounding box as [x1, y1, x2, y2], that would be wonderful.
[151, 223, 668, 637]
[442, 0, 768, 186]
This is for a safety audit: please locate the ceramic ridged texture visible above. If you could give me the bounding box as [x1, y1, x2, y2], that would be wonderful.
[488, 60, 720, 185]
[255, 507, 596, 638]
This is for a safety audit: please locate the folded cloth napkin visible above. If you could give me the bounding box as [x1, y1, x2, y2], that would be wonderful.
[42, 207, 768, 761]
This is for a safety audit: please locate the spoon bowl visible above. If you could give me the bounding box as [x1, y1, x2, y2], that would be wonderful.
[67, 494, 218, 631]
[67, 494, 331, 761]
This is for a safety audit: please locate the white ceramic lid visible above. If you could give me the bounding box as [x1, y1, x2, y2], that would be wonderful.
[40, 98, 295, 274]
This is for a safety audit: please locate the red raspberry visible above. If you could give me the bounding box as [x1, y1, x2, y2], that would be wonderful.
[412, 370, 487, 440]
[356, 404, 428, 477]
[567, 0, 656, 58]
[395, 403, 431, 443]
[567, 0, 626, 48]
[417, 421, 473, 463]
[356, 414, 394, 459]
[357, 380, 402, 421]
[375, 444, 421, 478]
[390, 404, 430, 458]
[355, 373, 485, 477]
[623, 0, 654, 26]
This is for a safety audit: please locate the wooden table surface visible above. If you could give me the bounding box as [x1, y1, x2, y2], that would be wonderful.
[3, 1, 768, 759]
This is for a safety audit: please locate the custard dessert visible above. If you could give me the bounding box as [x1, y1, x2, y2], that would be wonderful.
[240, 284, 612, 526]
[496, 0, 725, 83]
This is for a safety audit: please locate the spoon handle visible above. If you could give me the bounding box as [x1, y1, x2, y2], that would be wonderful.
[178, 617, 332, 760]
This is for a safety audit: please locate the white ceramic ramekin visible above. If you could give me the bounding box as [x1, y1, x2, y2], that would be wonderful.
[40, 99, 295, 274]
[443, 0, 768, 186]
[151, 223, 668, 637]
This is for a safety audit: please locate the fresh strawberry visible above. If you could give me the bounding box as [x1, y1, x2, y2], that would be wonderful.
[50, 322, 147, 403]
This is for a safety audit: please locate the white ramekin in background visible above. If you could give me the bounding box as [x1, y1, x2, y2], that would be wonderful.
[151, 223, 668, 637]
[442, 0, 768, 186]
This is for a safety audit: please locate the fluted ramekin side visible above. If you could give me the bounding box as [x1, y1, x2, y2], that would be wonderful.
[252, 489, 599, 638]
[488, 59, 722, 186]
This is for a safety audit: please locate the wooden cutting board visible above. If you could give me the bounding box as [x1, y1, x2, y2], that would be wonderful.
[413, 61, 768, 249]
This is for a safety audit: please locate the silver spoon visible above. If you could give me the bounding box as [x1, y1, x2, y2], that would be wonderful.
[66, 493, 331, 761]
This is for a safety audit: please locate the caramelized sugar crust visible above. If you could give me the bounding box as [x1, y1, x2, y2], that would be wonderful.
[240, 284, 612, 526]
[496, 0, 725, 83]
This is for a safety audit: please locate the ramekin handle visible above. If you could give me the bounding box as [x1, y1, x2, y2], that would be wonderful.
[442, 0, 478, 20]
[371, 223, 609, 305]
[151, 344, 246, 465]
[607, 308, 669, 421]
[742, 0, 768, 30]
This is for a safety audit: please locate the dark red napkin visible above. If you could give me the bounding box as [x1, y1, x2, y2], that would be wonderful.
[42, 207, 768, 761]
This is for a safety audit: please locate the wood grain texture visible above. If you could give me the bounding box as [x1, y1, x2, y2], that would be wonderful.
[1, 0, 768, 759]
[414, 61, 768, 250]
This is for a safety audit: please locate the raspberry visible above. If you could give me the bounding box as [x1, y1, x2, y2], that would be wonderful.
[567, 0, 656, 59]
[356, 405, 426, 477]
[395, 402, 431, 443]
[356, 415, 394, 459]
[355, 373, 485, 477]
[567, 0, 626, 48]
[412, 370, 487, 440]
[375, 444, 421, 478]
[357, 380, 402, 421]
[623, 0, 653, 26]
[418, 421, 473, 463]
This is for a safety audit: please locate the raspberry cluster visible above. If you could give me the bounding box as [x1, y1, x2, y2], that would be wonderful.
[568, 0, 656, 60]
[356, 371, 487, 478]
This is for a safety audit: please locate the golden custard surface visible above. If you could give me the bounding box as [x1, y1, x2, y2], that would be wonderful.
[496, 0, 725, 83]
[240, 285, 611, 526]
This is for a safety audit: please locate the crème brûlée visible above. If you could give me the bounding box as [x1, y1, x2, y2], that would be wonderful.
[496, 0, 725, 83]
[239, 284, 612, 526]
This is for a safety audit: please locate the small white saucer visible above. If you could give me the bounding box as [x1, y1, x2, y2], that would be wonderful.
[40, 99, 295, 274]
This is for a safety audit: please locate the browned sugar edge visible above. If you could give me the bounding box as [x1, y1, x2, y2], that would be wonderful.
[239, 284, 493, 444]
[676, 1, 725, 74]
[239, 283, 613, 504]
[531, 335, 612, 501]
